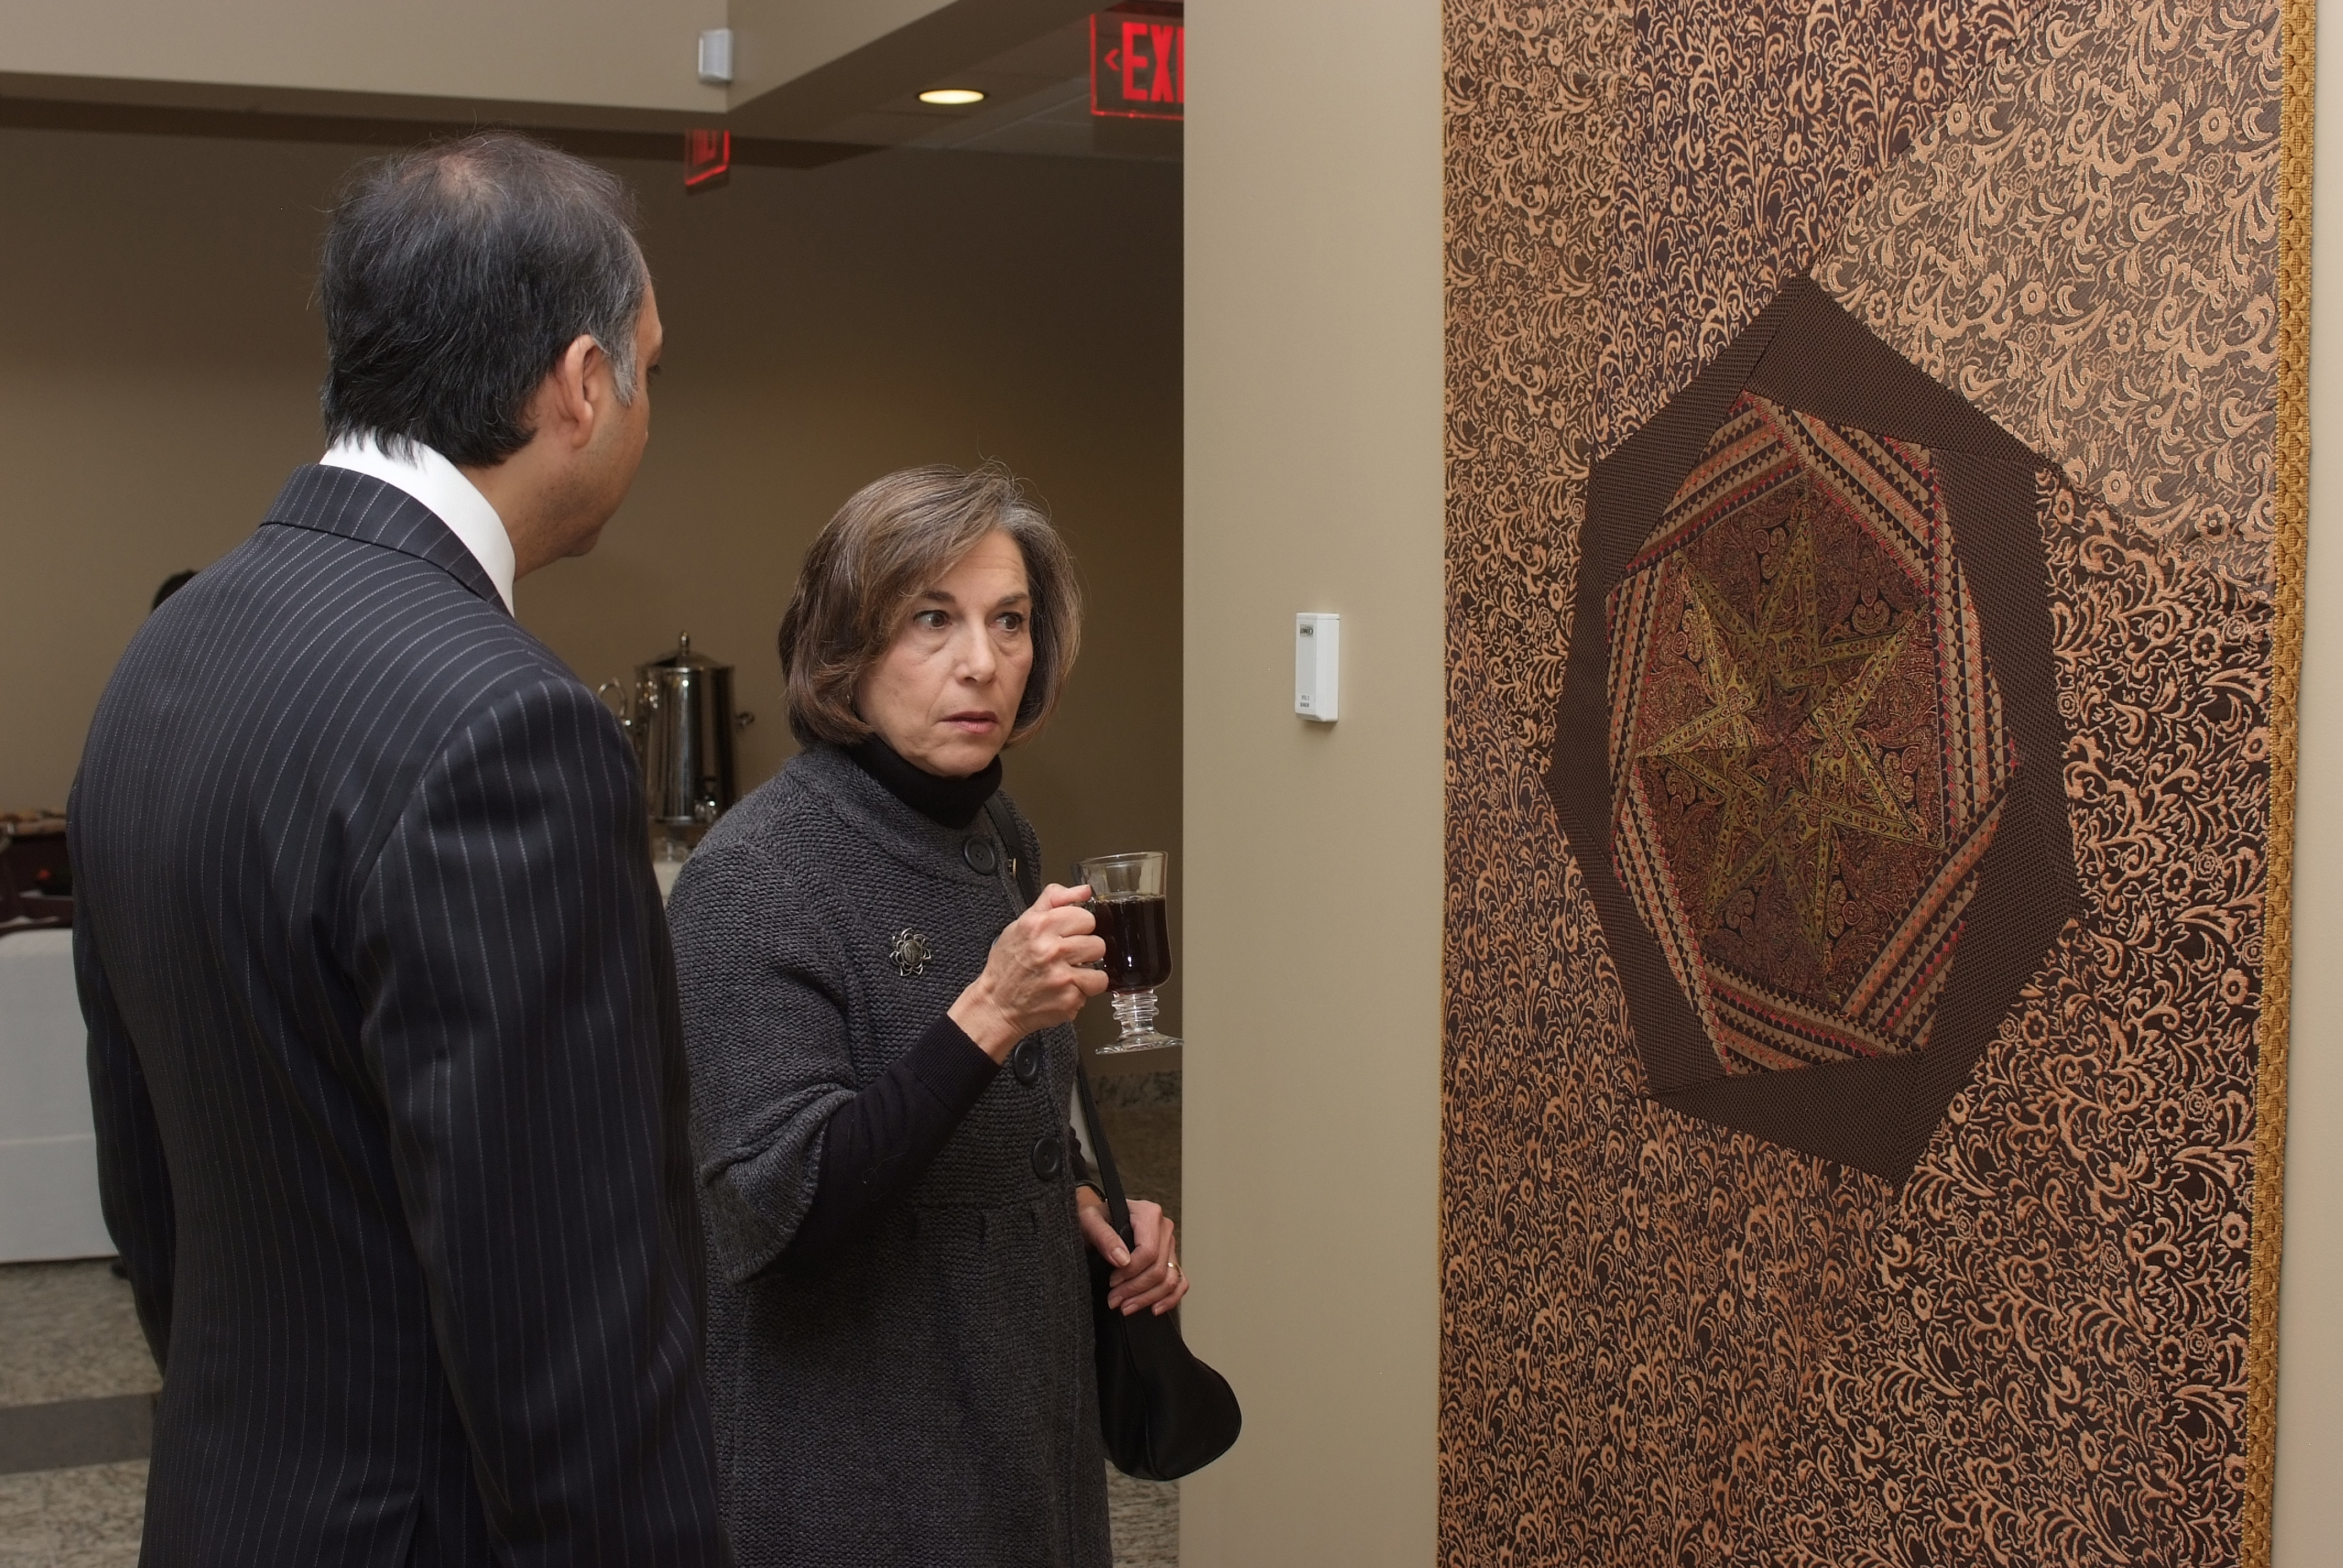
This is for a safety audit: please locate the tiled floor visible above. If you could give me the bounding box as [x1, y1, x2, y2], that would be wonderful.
[1106, 1468, 1180, 1566]
[0, 1072, 1183, 1567]
[0, 1461, 145, 1568]
[0, 1264, 156, 1411]
[0, 1262, 152, 1568]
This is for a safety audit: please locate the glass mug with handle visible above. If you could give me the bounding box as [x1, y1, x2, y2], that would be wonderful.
[1077, 851, 1181, 1053]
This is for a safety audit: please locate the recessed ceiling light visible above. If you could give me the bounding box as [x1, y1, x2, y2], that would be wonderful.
[918, 88, 987, 106]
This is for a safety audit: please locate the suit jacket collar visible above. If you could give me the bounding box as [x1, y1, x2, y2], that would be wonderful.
[264, 465, 508, 613]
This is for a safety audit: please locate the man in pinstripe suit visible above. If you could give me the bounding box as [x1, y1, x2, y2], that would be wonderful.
[69, 133, 727, 1564]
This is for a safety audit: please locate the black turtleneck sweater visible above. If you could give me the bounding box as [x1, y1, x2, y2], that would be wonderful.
[846, 735, 1001, 829]
[791, 739, 1090, 1255]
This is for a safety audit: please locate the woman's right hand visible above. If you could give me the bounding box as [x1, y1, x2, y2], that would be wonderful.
[949, 884, 1109, 1060]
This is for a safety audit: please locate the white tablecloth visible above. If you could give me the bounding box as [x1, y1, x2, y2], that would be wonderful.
[0, 929, 113, 1261]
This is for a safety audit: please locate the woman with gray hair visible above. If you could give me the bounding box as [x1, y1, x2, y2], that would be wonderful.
[667, 462, 1187, 1567]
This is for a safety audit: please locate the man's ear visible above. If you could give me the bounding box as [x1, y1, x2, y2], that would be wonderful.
[545, 333, 603, 450]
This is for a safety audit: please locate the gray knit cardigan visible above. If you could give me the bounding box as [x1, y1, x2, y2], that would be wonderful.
[666, 744, 1110, 1568]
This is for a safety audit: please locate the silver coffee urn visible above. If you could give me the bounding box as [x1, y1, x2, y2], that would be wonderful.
[600, 633, 753, 897]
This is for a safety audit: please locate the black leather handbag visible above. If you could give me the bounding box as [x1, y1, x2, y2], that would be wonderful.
[985, 798, 1243, 1480]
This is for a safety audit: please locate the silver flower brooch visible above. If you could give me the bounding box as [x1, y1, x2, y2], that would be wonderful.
[889, 929, 932, 978]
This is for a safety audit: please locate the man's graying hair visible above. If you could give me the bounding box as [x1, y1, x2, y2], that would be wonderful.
[319, 130, 647, 468]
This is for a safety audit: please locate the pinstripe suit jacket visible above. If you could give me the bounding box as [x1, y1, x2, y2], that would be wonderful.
[70, 466, 727, 1566]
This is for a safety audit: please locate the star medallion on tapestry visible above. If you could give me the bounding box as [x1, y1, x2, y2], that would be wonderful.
[1548, 278, 2083, 1180]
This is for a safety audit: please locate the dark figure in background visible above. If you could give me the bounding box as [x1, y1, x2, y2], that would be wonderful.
[668, 465, 1189, 1568]
[70, 132, 726, 1565]
[148, 570, 194, 611]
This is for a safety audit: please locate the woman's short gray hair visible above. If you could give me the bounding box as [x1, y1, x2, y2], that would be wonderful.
[779, 463, 1083, 749]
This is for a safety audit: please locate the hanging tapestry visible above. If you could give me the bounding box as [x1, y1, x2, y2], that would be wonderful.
[1443, 0, 2307, 1560]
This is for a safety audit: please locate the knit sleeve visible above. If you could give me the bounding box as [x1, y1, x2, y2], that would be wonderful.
[667, 825, 863, 1285]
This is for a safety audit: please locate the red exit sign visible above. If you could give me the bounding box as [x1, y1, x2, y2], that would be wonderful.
[1091, 3, 1183, 121]
[683, 129, 730, 190]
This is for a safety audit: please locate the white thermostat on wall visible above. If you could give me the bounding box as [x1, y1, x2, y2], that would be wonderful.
[1295, 613, 1340, 722]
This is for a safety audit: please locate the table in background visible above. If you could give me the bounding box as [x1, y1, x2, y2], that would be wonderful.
[0, 929, 112, 1261]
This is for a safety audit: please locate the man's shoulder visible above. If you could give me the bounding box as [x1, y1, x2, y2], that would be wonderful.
[222, 521, 563, 700]
[97, 521, 591, 802]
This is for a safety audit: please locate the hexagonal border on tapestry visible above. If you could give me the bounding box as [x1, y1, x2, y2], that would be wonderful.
[1546, 277, 2083, 1182]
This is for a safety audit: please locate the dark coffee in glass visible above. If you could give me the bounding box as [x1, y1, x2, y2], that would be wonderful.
[1077, 851, 1180, 1052]
[1092, 895, 1172, 992]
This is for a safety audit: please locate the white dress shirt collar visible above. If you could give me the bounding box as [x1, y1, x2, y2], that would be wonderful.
[319, 435, 517, 612]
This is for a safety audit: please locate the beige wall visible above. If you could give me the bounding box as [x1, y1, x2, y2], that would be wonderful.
[2273, 0, 2343, 1552]
[1179, 0, 1443, 1560]
[726, 0, 952, 105]
[0, 128, 1184, 1044]
[0, 0, 726, 116]
[0, 0, 1074, 132]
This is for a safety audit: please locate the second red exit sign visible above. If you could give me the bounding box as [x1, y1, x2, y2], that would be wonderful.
[1091, 3, 1184, 121]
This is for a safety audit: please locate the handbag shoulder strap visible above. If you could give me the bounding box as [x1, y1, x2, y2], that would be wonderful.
[983, 794, 1136, 1245]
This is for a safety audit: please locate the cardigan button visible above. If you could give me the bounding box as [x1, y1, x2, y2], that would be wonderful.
[1011, 1037, 1043, 1085]
[1030, 1134, 1064, 1181]
[962, 837, 999, 875]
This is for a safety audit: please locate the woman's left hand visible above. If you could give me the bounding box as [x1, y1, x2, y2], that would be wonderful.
[1077, 1192, 1189, 1316]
